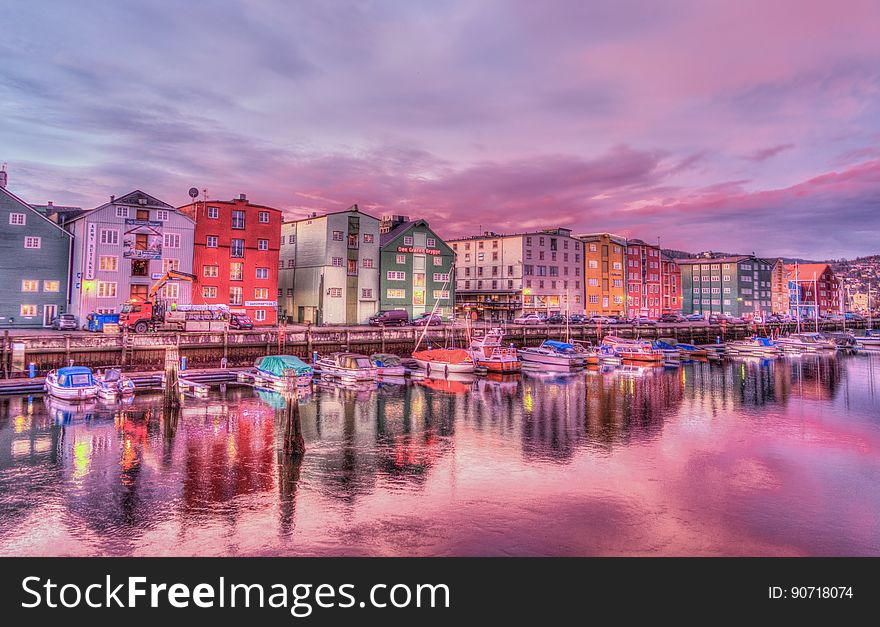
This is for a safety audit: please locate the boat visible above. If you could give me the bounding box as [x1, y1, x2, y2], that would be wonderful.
[857, 329, 880, 348]
[776, 332, 837, 352]
[518, 339, 586, 368]
[602, 335, 665, 363]
[412, 348, 475, 375]
[469, 327, 521, 372]
[95, 368, 135, 399]
[315, 352, 378, 381]
[725, 337, 780, 357]
[44, 366, 99, 400]
[46, 396, 98, 423]
[370, 353, 408, 377]
[673, 342, 708, 358]
[652, 339, 682, 361]
[820, 332, 858, 350]
[254, 354, 314, 389]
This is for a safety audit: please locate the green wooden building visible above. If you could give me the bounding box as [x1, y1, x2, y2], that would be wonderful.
[0, 180, 73, 328]
[379, 217, 455, 319]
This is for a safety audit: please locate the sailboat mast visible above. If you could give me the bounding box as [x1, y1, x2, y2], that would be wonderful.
[414, 263, 453, 353]
[814, 271, 819, 333]
[795, 262, 801, 333]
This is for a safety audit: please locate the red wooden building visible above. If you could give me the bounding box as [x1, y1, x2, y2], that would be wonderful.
[178, 195, 282, 325]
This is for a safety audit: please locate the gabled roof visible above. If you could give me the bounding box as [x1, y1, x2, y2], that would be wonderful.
[66, 189, 192, 225]
[284, 204, 380, 224]
[0, 185, 73, 237]
[785, 263, 833, 280]
[379, 218, 454, 255]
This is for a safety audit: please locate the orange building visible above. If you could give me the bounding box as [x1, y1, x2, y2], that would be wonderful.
[576, 233, 627, 317]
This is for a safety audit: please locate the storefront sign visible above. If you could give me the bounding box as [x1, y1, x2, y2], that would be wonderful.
[397, 246, 441, 255]
[85, 223, 97, 280]
[244, 301, 278, 307]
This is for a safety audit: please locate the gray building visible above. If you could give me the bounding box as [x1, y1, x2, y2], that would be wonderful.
[66, 190, 195, 318]
[279, 205, 380, 324]
[0, 176, 73, 328]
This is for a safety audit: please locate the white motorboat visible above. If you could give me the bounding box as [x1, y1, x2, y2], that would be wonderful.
[518, 340, 586, 368]
[316, 352, 379, 381]
[44, 366, 99, 400]
[776, 332, 837, 352]
[95, 368, 136, 399]
[411, 348, 476, 375]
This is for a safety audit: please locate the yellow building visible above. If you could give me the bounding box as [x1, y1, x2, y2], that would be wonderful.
[575, 233, 627, 317]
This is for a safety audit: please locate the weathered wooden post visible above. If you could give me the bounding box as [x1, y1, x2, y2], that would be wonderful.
[163, 345, 181, 409]
[381, 325, 386, 353]
[223, 327, 229, 361]
[282, 372, 305, 456]
[1, 330, 8, 379]
[306, 326, 313, 358]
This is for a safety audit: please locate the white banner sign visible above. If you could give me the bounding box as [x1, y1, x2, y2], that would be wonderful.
[85, 223, 97, 280]
[244, 301, 278, 307]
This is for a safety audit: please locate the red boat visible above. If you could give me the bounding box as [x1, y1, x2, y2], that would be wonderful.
[469, 328, 521, 372]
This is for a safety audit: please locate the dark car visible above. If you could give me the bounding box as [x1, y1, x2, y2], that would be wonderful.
[545, 314, 566, 324]
[568, 314, 587, 324]
[369, 309, 409, 326]
[229, 313, 254, 330]
[659, 313, 685, 323]
[411, 312, 444, 326]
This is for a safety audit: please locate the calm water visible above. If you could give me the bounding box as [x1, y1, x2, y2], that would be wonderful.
[1, 354, 879, 556]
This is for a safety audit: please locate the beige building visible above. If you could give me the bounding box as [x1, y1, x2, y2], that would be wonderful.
[449, 228, 584, 321]
[575, 233, 627, 317]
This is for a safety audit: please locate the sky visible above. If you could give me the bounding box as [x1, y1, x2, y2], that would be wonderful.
[2, 0, 879, 259]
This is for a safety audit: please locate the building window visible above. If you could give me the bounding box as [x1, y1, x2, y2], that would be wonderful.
[363, 233, 374, 243]
[478, 253, 485, 262]
[258, 239, 268, 251]
[396, 254, 406, 264]
[254, 310, 266, 321]
[229, 286, 243, 305]
[9, 213, 26, 225]
[163, 258, 180, 272]
[116, 207, 129, 218]
[431, 256, 443, 266]
[97, 281, 117, 298]
[426, 237, 436, 247]
[588, 260, 598, 269]
[202, 286, 217, 299]
[404, 236, 414, 246]
[230, 262, 243, 281]
[287, 259, 295, 268]
[231, 210, 245, 229]
[332, 230, 343, 241]
[329, 288, 342, 298]
[21, 279, 39, 292]
[206, 235, 218, 248]
[347, 259, 358, 276]
[203, 265, 219, 278]
[362, 288, 374, 299]
[20, 304, 37, 317]
[98, 256, 118, 272]
[155, 210, 169, 221]
[24, 236, 41, 249]
[464, 281, 471, 289]
[160, 233, 179, 248]
[97, 229, 118, 245]
[332, 257, 343, 267]
[433, 273, 450, 282]
[256, 267, 269, 279]
[259, 211, 270, 223]
[254, 287, 269, 300]
[387, 271, 406, 281]
[362, 258, 374, 268]
[43, 280, 60, 292]
[347, 233, 358, 249]
[433, 290, 450, 299]
[231, 239, 245, 257]
[207, 206, 219, 219]
[287, 234, 295, 244]
[163, 283, 179, 299]
[387, 289, 406, 299]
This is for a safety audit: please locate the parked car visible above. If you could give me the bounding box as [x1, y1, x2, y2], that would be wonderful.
[51, 314, 78, 331]
[685, 313, 706, 322]
[411, 312, 444, 326]
[589, 316, 614, 324]
[369, 310, 410, 326]
[659, 313, 685, 323]
[229, 313, 254, 330]
[512, 313, 544, 325]
[845, 312, 864, 321]
[544, 314, 566, 324]
[630, 317, 657, 325]
[568, 314, 587, 324]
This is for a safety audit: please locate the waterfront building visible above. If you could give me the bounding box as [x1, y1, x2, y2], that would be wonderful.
[449, 228, 584, 321]
[378, 216, 455, 319]
[677, 254, 774, 318]
[624, 239, 681, 319]
[785, 263, 841, 318]
[178, 195, 282, 325]
[66, 190, 195, 318]
[0, 174, 73, 328]
[769, 259, 790, 314]
[278, 205, 380, 325]
[574, 233, 627, 317]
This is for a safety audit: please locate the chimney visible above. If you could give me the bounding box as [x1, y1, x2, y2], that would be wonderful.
[111, 195, 115, 202]
[0, 164, 7, 189]
[239, 193, 247, 202]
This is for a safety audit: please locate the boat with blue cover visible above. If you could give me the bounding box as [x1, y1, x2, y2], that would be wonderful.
[254, 355, 314, 389]
[44, 366, 99, 400]
[518, 340, 587, 368]
[725, 337, 780, 357]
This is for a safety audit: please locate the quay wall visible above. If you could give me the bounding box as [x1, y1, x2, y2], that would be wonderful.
[0, 321, 866, 377]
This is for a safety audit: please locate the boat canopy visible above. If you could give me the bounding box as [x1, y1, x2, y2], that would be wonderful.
[255, 355, 313, 377]
[542, 340, 575, 351]
[56, 366, 94, 387]
[754, 337, 775, 347]
[412, 348, 472, 364]
[371, 353, 402, 366]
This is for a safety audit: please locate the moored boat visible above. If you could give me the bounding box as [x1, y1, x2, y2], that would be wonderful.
[370, 353, 408, 377]
[725, 337, 780, 357]
[602, 335, 665, 363]
[820, 332, 858, 350]
[776, 332, 837, 352]
[44, 366, 99, 400]
[469, 328, 521, 372]
[254, 354, 314, 389]
[316, 352, 378, 381]
[518, 340, 586, 368]
[412, 348, 475, 375]
[857, 329, 880, 347]
[95, 368, 136, 399]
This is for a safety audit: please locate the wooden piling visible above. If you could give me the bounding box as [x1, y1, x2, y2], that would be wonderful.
[282, 373, 305, 456]
[163, 346, 181, 409]
[1, 330, 8, 379]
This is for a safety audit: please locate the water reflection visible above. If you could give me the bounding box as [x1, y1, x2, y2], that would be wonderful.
[1, 353, 879, 556]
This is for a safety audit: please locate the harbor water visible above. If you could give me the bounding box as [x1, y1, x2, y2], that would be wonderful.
[1, 353, 879, 556]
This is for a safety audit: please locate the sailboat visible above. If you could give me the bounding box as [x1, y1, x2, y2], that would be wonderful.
[859, 283, 880, 347]
[411, 266, 476, 374]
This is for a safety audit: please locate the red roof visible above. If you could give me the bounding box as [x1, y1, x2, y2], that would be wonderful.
[784, 263, 833, 281]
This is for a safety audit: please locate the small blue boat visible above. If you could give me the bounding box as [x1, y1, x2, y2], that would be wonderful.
[44, 366, 98, 400]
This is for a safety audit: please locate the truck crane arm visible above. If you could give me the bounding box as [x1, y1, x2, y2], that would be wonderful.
[148, 269, 197, 299]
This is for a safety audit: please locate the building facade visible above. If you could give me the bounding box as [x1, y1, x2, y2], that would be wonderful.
[67, 190, 195, 318]
[677, 255, 774, 318]
[576, 233, 627, 317]
[0, 180, 72, 328]
[624, 239, 681, 319]
[178, 195, 281, 325]
[378, 216, 455, 319]
[450, 228, 584, 321]
[769, 259, 789, 314]
[279, 206, 380, 325]
[661, 254, 682, 317]
[785, 263, 841, 318]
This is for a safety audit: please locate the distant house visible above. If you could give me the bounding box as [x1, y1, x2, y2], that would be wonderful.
[0, 177, 73, 328]
[785, 263, 841, 318]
